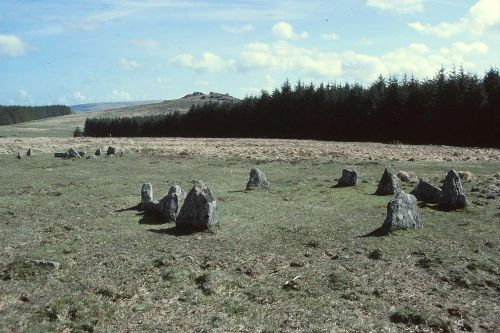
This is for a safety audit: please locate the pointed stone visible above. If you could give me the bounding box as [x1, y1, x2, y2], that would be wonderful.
[441, 170, 467, 209]
[375, 166, 400, 195]
[26, 147, 32, 156]
[107, 146, 116, 156]
[246, 168, 270, 190]
[382, 191, 422, 231]
[95, 148, 103, 156]
[158, 185, 182, 222]
[176, 181, 218, 229]
[337, 169, 358, 186]
[140, 183, 153, 210]
[410, 179, 442, 204]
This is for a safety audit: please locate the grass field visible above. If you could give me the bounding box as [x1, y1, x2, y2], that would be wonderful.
[1, 146, 499, 332]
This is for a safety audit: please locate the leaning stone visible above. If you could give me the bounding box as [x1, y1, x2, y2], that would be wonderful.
[337, 169, 358, 186]
[140, 183, 153, 210]
[410, 179, 442, 204]
[382, 191, 422, 231]
[95, 148, 103, 156]
[86, 155, 97, 160]
[158, 185, 182, 222]
[54, 152, 68, 158]
[246, 168, 270, 190]
[176, 181, 218, 229]
[441, 170, 467, 209]
[27, 259, 60, 270]
[107, 146, 116, 155]
[67, 148, 81, 158]
[375, 166, 400, 195]
[16, 152, 22, 159]
[26, 147, 32, 156]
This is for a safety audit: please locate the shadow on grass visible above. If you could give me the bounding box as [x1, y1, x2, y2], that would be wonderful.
[228, 189, 247, 193]
[147, 226, 198, 237]
[358, 227, 390, 238]
[138, 212, 167, 225]
[116, 205, 139, 212]
[418, 202, 461, 212]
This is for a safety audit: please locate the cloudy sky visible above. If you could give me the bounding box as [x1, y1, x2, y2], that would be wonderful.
[0, 0, 498, 105]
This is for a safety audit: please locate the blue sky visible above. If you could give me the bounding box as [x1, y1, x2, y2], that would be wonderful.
[0, 0, 498, 105]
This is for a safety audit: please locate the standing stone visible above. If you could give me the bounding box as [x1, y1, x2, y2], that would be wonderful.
[375, 166, 400, 195]
[107, 146, 116, 156]
[176, 181, 218, 229]
[410, 179, 442, 204]
[441, 170, 467, 209]
[337, 169, 358, 186]
[95, 148, 103, 156]
[140, 183, 153, 210]
[26, 147, 32, 157]
[382, 191, 422, 231]
[246, 168, 270, 190]
[16, 152, 22, 159]
[68, 148, 81, 158]
[158, 185, 182, 222]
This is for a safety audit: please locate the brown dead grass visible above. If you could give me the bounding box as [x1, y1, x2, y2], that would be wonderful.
[0, 137, 499, 162]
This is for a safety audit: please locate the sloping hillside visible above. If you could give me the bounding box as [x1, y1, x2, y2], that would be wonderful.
[71, 100, 162, 113]
[0, 92, 238, 137]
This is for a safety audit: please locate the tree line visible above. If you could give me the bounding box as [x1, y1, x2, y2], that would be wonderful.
[84, 67, 500, 147]
[0, 105, 72, 125]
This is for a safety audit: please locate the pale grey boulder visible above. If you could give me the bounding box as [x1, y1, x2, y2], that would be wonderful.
[140, 183, 153, 210]
[337, 169, 358, 186]
[410, 179, 442, 204]
[441, 169, 467, 209]
[176, 181, 218, 229]
[158, 185, 182, 222]
[382, 191, 422, 231]
[68, 148, 81, 158]
[246, 168, 270, 190]
[375, 166, 400, 195]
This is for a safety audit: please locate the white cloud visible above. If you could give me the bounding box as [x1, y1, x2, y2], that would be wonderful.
[171, 52, 231, 73]
[221, 24, 254, 34]
[238, 41, 342, 77]
[321, 33, 339, 41]
[73, 92, 87, 102]
[119, 58, 143, 70]
[111, 89, 132, 101]
[272, 22, 308, 40]
[409, 0, 500, 37]
[0, 34, 28, 56]
[366, 0, 423, 13]
[129, 39, 160, 49]
[19, 90, 33, 103]
[236, 40, 489, 81]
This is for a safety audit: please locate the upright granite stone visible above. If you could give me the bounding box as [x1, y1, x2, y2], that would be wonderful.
[176, 181, 218, 229]
[246, 168, 270, 190]
[375, 166, 400, 195]
[337, 169, 358, 187]
[95, 148, 103, 156]
[441, 169, 467, 209]
[68, 148, 81, 158]
[107, 146, 116, 156]
[158, 185, 182, 222]
[410, 179, 442, 204]
[26, 147, 32, 157]
[382, 191, 422, 231]
[140, 183, 153, 210]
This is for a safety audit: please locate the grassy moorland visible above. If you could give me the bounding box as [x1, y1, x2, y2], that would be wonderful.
[0, 148, 499, 332]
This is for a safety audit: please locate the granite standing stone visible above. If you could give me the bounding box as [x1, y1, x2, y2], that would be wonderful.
[68, 148, 81, 158]
[140, 183, 153, 210]
[246, 168, 270, 190]
[107, 146, 116, 155]
[26, 147, 32, 157]
[410, 179, 442, 204]
[441, 169, 467, 209]
[337, 169, 358, 186]
[375, 166, 400, 195]
[176, 181, 218, 229]
[158, 185, 182, 222]
[95, 148, 103, 156]
[382, 191, 422, 231]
